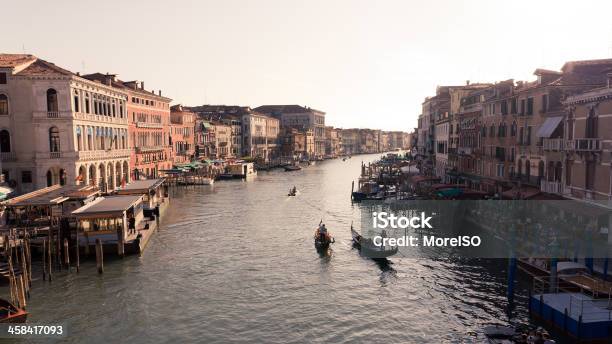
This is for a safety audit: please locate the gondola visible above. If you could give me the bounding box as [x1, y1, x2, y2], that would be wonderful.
[351, 224, 398, 259]
[284, 165, 301, 172]
[314, 222, 334, 250]
[0, 298, 28, 323]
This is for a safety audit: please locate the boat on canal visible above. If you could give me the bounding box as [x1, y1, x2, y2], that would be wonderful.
[351, 224, 398, 259]
[518, 259, 612, 298]
[284, 164, 302, 172]
[314, 222, 334, 250]
[0, 298, 28, 323]
[351, 181, 383, 202]
[288, 186, 297, 196]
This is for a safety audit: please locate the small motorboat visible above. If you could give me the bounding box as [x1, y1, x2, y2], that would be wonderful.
[351, 224, 398, 259]
[201, 177, 214, 185]
[284, 165, 302, 172]
[0, 298, 28, 323]
[314, 222, 334, 250]
[216, 173, 234, 180]
[288, 187, 297, 196]
[342, 158, 346, 161]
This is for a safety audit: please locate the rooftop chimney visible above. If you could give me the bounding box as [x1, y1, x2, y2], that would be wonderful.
[140, 81, 145, 90]
[158, 90, 162, 96]
[466, 80, 470, 85]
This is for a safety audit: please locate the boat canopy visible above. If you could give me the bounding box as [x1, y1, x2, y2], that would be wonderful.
[436, 188, 463, 198]
[72, 195, 143, 219]
[557, 261, 589, 273]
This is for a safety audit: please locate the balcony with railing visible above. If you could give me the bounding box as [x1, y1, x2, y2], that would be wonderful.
[74, 112, 128, 125]
[542, 138, 565, 151]
[136, 145, 166, 153]
[77, 149, 131, 161]
[49, 152, 61, 159]
[33, 111, 72, 119]
[568, 138, 602, 151]
[540, 180, 564, 194]
[0, 152, 17, 162]
[136, 121, 163, 129]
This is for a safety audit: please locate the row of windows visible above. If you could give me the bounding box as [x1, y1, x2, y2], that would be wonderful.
[134, 132, 168, 147]
[74, 89, 125, 117]
[75, 125, 128, 151]
[134, 112, 163, 124]
[485, 95, 548, 116]
[131, 96, 168, 109]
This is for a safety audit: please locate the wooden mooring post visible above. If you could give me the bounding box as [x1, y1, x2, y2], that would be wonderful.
[42, 239, 46, 281]
[47, 236, 52, 282]
[95, 239, 104, 274]
[63, 238, 70, 271]
[25, 236, 32, 287]
[75, 229, 80, 273]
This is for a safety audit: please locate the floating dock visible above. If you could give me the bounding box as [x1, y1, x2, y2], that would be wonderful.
[530, 289, 612, 343]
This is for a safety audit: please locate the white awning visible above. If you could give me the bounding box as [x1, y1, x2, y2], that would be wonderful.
[536, 116, 563, 138]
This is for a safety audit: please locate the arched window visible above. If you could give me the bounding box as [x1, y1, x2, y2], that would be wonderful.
[87, 127, 93, 150]
[73, 90, 80, 113]
[525, 160, 531, 181]
[538, 161, 545, 182]
[76, 126, 82, 151]
[586, 107, 597, 138]
[85, 93, 90, 114]
[46, 89, 58, 112]
[49, 127, 60, 152]
[0, 130, 10, 153]
[0, 94, 8, 115]
[46, 170, 53, 187]
[59, 169, 66, 186]
[93, 95, 98, 115]
[555, 161, 562, 182]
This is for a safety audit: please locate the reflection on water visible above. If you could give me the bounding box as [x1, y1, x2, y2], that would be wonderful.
[7, 154, 537, 343]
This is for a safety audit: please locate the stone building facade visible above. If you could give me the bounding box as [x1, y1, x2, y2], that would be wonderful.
[0, 54, 130, 193]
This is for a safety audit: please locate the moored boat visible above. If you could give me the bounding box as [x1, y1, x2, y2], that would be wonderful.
[216, 173, 234, 180]
[201, 177, 214, 185]
[0, 298, 28, 323]
[284, 165, 302, 172]
[518, 258, 612, 297]
[351, 181, 381, 202]
[351, 224, 398, 259]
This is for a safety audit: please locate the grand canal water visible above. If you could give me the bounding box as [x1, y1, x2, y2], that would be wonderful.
[12, 154, 538, 343]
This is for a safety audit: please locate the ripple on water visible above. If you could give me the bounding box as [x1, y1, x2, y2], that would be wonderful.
[12, 155, 533, 344]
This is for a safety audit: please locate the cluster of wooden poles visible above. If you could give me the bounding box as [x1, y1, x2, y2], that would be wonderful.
[2, 226, 109, 308]
[3, 230, 32, 309]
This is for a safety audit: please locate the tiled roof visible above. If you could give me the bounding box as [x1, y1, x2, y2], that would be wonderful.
[0, 54, 36, 68]
[189, 105, 252, 116]
[551, 59, 612, 87]
[254, 105, 324, 114]
[15, 58, 73, 76]
[81, 73, 171, 100]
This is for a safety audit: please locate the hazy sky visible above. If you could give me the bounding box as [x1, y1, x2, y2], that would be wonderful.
[5, 0, 612, 131]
